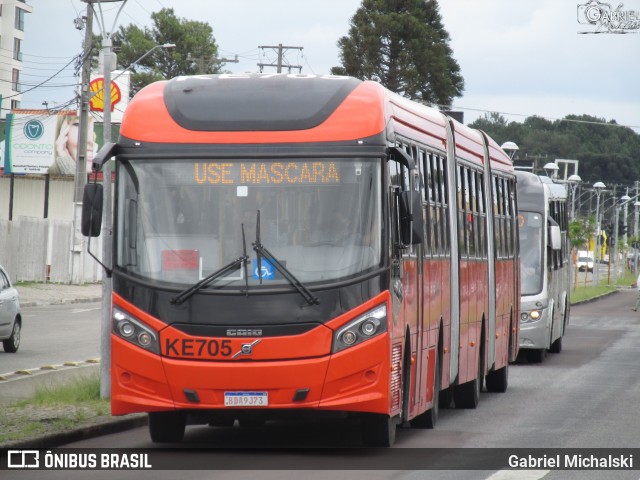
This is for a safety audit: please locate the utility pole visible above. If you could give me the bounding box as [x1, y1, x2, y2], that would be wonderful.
[257, 44, 303, 73]
[74, 7, 93, 203]
[623, 187, 630, 247]
[70, 4, 94, 285]
[187, 53, 239, 74]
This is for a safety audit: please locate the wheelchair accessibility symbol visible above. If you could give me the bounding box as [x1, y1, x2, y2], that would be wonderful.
[252, 259, 275, 280]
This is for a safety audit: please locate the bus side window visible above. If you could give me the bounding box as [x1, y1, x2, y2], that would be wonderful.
[421, 150, 433, 257]
[457, 164, 466, 258]
[468, 168, 477, 259]
[506, 178, 514, 259]
[429, 153, 438, 256]
[492, 176, 498, 259]
[477, 170, 486, 259]
[440, 155, 450, 255]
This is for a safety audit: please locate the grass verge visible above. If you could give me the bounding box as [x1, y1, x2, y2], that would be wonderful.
[0, 373, 111, 446]
[571, 270, 636, 304]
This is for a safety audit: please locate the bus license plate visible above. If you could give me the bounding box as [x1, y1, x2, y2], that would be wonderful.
[224, 392, 268, 407]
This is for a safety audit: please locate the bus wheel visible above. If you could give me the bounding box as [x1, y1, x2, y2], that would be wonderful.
[411, 352, 440, 429]
[485, 363, 508, 393]
[526, 348, 546, 363]
[361, 414, 396, 447]
[439, 387, 453, 408]
[149, 411, 186, 443]
[550, 317, 564, 354]
[454, 350, 483, 409]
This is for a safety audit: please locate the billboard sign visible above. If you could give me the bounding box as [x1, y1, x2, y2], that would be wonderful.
[3, 111, 95, 175]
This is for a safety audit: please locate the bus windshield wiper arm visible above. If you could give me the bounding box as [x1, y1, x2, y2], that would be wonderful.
[171, 225, 250, 305]
[252, 210, 320, 306]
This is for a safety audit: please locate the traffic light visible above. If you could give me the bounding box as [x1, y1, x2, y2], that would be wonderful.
[605, 222, 613, 236]
[619, 222, 628, 235]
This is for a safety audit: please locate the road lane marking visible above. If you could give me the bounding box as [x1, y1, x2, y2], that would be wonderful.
[71, 307, 101, 313]
[485, 471, 549, 480]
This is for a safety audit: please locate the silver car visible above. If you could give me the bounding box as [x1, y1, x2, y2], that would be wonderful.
[0, 265, 21, 353]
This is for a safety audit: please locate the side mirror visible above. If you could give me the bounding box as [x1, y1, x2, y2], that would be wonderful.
[399, 190, 424, 246]
[548, 224, 561, 251]
[81, 183, 103, 237]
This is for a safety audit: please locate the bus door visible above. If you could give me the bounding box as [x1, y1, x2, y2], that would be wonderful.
[480, 134, 497, 369]
[389, 151, 424, 420]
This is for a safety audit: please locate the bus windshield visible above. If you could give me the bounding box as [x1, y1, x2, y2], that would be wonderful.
[116, 158, 382, 289]
[519, 211, 544, 295]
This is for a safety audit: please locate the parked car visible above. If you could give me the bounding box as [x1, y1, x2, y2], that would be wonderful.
[577, 255, 594, 272]
[0, 265, 21, 353]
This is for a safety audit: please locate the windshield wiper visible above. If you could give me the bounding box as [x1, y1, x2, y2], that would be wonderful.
[252, 210, 320, 306]
[171, 225, 250, 305]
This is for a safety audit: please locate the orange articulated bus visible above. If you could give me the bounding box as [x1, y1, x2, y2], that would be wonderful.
[82, 73, 519, 447]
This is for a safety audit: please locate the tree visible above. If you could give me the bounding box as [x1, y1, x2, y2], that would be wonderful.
[332, 0, 464, 107]
[569, 216, 596, 289]
[111, 8, 221, 96]
[468, 113, 640, 187]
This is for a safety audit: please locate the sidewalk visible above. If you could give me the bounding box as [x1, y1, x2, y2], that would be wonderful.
[1, 282, 147, 448]
[17, 282, 104, 307]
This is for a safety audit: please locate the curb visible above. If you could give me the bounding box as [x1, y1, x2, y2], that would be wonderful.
[0, 363, 101, 401]
[570, 288, 621, 306]
[20, 297, 103, 308]
[1, 414, 148, 449]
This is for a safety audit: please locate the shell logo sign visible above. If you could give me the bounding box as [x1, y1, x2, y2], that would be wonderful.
[89, 77, 122, 112]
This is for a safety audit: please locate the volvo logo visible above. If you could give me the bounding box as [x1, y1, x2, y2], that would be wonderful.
[232, 339, 262, 358]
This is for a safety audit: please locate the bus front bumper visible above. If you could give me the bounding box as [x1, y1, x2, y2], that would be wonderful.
[110, 333, 391, 417]
[519, 307, 550, 350]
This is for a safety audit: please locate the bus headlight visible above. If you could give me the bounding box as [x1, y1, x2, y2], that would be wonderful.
[521, 309, 542, 324]
[332, 304, 387, 353]
[113, 307, 160, 354]
[119, 321, 135, 338]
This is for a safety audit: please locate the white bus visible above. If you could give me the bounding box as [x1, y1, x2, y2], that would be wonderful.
[516, 171, 570, 363]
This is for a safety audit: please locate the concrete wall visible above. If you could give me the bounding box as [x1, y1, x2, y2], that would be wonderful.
[0, 175, 104, 283]
[0, 175, 75, 221]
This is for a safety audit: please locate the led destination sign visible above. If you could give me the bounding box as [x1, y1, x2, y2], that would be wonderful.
[193, 161, 341, 185]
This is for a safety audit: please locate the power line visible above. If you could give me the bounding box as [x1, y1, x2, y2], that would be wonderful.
[132, 0, 151, 16]
[0, 54, 80, 103]
[257, 44, 304, 73]
[437, 103, 640, 131]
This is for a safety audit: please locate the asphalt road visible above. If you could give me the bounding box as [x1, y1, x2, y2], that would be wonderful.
[0, 302, 101, 374]
[4, 291, 640, 479]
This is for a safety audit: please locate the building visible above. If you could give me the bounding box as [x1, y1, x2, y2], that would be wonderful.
[0, 0, 33, 119]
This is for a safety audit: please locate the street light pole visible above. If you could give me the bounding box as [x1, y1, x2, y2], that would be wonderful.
[543, 162, 559, 180]
[635, 200, 640, 273]
[568, 174, 582, 220]
[101, 35, 115, 399]
[83, 0, 127, 400]
[623, 188, 630, 247]
[593, 181, 606, 287]
[613, 195, 630, 285]
[107, 43, 175, 86]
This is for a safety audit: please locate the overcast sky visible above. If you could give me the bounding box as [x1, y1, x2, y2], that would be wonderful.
[19, 0, 640, 132]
